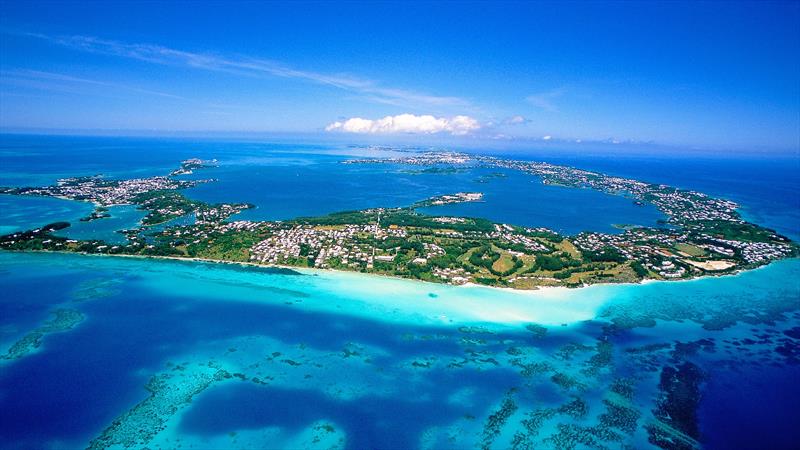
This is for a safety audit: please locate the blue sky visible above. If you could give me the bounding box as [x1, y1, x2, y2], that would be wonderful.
[0, 1, 798, 151]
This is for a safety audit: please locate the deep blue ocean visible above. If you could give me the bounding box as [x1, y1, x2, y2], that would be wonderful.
[0, 134, 798, 449]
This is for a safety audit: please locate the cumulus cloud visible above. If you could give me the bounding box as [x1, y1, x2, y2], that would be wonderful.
[325, 114, 480, 135]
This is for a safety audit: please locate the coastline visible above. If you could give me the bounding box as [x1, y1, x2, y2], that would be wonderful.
[0, 248, 791, 296]
[3, 152, 796, 295]
[1, 249, 568, 294]
[0, 249, 620, 327]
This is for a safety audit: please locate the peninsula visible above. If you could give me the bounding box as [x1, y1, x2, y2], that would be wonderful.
[1, 152, 795, 290]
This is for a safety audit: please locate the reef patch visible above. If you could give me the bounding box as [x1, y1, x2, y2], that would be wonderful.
[1, 308, 84, 361]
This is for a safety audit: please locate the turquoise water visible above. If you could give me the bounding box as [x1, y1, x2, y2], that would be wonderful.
[0, 194, 94, 235]
[1, 135, 799, 449]
[0, 134, 664, 235]
[184, 159, 662, 234]
[0, 252, 798, 449]
[53, 204, 147, 244]
[415, 168, 664, 234]
[491, 149, 800, 241]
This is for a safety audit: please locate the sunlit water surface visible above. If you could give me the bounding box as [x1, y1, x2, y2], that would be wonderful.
[0, 135, 799, 449]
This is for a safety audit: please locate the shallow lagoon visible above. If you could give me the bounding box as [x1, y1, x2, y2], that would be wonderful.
[185, 159, 665, 235]
[0, 252, 798, 449]
[0, 134, 668, 236]
[53, 204, 148, 244]
[0, 194, 94, 235]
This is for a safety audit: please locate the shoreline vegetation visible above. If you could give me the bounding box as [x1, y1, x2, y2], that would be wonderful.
[1, 151, 797, 291]
[1, 247, 783, 297]
[3, 249, 581, 295]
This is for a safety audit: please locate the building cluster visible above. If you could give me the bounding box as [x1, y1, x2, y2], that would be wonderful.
[646, 259, 687, 278]
[491, 224, 550, 252]
[431, 217, 467, 224]
[572, 223, 795, 277]
[574, 230, 688, 278]
[423, 192, 484, 206]
[576, 231, 692, 278]
[0, 158, 219, 211]
[700, 236, 794, 264]
[346, 151, 798, 275]
[1, 175, 202, 207]
[574, 232, 635, 259]
[344, 151, 473, 166]
[3, 152, 795, 289]
[249, 224, 374, 269]
[217, 220, 261, 233]
[344, 151, 749, 234]
[157, 220, 260, 244]
[169, 158, 217, 176]
[195, 203, 252, 224]
[135, 196, 192, 223]
[408, 242, 447, 266]
[517, 161, 740, 224]
[423, 242, 446, 258]
[432, 266, 470, 284]
[574, 229, 682, 259]
[248, 219, 453, 270]
[646, 191, 740, 223]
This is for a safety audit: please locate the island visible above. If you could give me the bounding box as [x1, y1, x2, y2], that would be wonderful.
[1, 152, 796, 290]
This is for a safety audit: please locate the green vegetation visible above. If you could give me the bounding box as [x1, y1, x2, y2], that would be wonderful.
[401, 167, 468, 175]
[535, 254, 566, 271]
[1, 155, 796, 291]
[186, 230, 263, 262]
[674, 243, 706, 257]
[133, 190, 204, 225]
[43, 222, 70, 231]
[582, 247, 627, 263]
[691, 220, 782, 243]
[294, 210, 378, 226]
[630, 261, 649, 278]
[469, 246, 501, 270]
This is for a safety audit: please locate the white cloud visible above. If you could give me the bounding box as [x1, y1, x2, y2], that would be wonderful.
[0, 69, 185, 99]
[17, 32, 470, 110]
[526, 88, 566, 112]
[542, 135, 552, 141]
[326, 114, 480, 135]
[506, 115, 529, 125]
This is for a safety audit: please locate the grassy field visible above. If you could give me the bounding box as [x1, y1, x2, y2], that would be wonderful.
[675, 243, 707, 257]
[492, 252, 517, 273]
[558, 239, 582, 258]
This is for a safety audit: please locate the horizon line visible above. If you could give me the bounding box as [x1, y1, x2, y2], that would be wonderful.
[1, 127, 798, 156]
